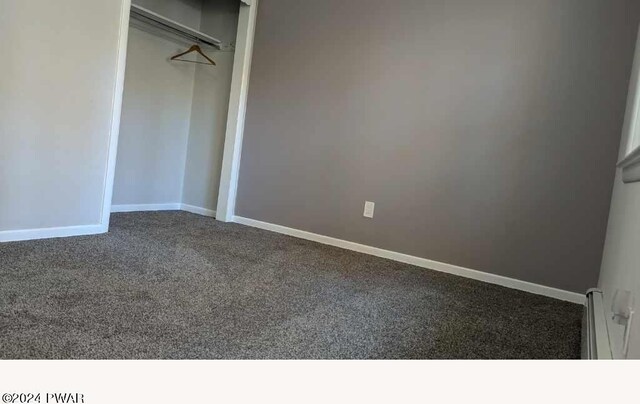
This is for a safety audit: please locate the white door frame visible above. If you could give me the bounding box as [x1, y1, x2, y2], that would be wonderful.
[100, 0, 259, 229]
[216, 0, 258, 221]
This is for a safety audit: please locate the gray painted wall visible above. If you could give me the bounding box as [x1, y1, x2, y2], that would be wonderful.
[236, 0, 640, 292]
[0, 0, 124, 231]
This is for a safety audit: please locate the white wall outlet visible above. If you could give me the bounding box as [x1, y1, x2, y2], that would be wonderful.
[363, 201, 375, 218]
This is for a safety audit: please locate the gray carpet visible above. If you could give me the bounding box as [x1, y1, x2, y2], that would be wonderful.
[0, 211, 582, 359]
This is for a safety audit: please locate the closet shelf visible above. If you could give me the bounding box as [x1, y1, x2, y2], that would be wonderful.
[130, 4, 224, 49]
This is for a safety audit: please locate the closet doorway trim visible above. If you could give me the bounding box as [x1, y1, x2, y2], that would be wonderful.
[215, 0, 259, 222]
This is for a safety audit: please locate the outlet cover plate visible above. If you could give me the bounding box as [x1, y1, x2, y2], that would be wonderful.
[364, 201, 375, 218]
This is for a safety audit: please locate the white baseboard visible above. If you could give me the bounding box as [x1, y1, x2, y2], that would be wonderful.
[0, 203, 216, 243]
[232, 216, 585, 304]
[180, 204, 216, 218]
[0, 224, 106, 243]
[111, 203, 216, 218]
[111, 203, 182, 213]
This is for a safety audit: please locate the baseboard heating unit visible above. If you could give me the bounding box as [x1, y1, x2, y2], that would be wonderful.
[582, 289, 612, 359]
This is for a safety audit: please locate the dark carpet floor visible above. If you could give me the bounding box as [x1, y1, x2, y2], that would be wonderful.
[0, 211, 582, 359]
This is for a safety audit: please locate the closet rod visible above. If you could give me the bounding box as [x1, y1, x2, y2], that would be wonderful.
[130, 4, 224, 49]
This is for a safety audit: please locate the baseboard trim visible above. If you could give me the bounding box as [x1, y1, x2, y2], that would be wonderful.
[232, 216, 585, 304]
[0, 203, 217, 243]
[111, 203, 216, 218]
[111, 203, 182, 213]
[0, 224, 106, 243]
[180, 204, 216, 218]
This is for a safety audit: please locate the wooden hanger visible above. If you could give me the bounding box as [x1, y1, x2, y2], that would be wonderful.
[170, 44, 216, 66]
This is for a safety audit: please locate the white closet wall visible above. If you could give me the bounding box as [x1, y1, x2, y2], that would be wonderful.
[0, 0, 124, 232]
[183, 0, 238, 212]
[112, 26, 196, 206]
[113, 0, 239, 214]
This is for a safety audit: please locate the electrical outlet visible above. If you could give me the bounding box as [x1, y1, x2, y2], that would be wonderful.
[363, 201, 375, 218]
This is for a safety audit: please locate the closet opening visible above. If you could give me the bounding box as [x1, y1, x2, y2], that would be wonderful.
[104, 0, 256, 224]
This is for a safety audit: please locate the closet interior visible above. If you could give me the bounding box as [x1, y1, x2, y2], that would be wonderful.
[112, 0, 242, 217]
